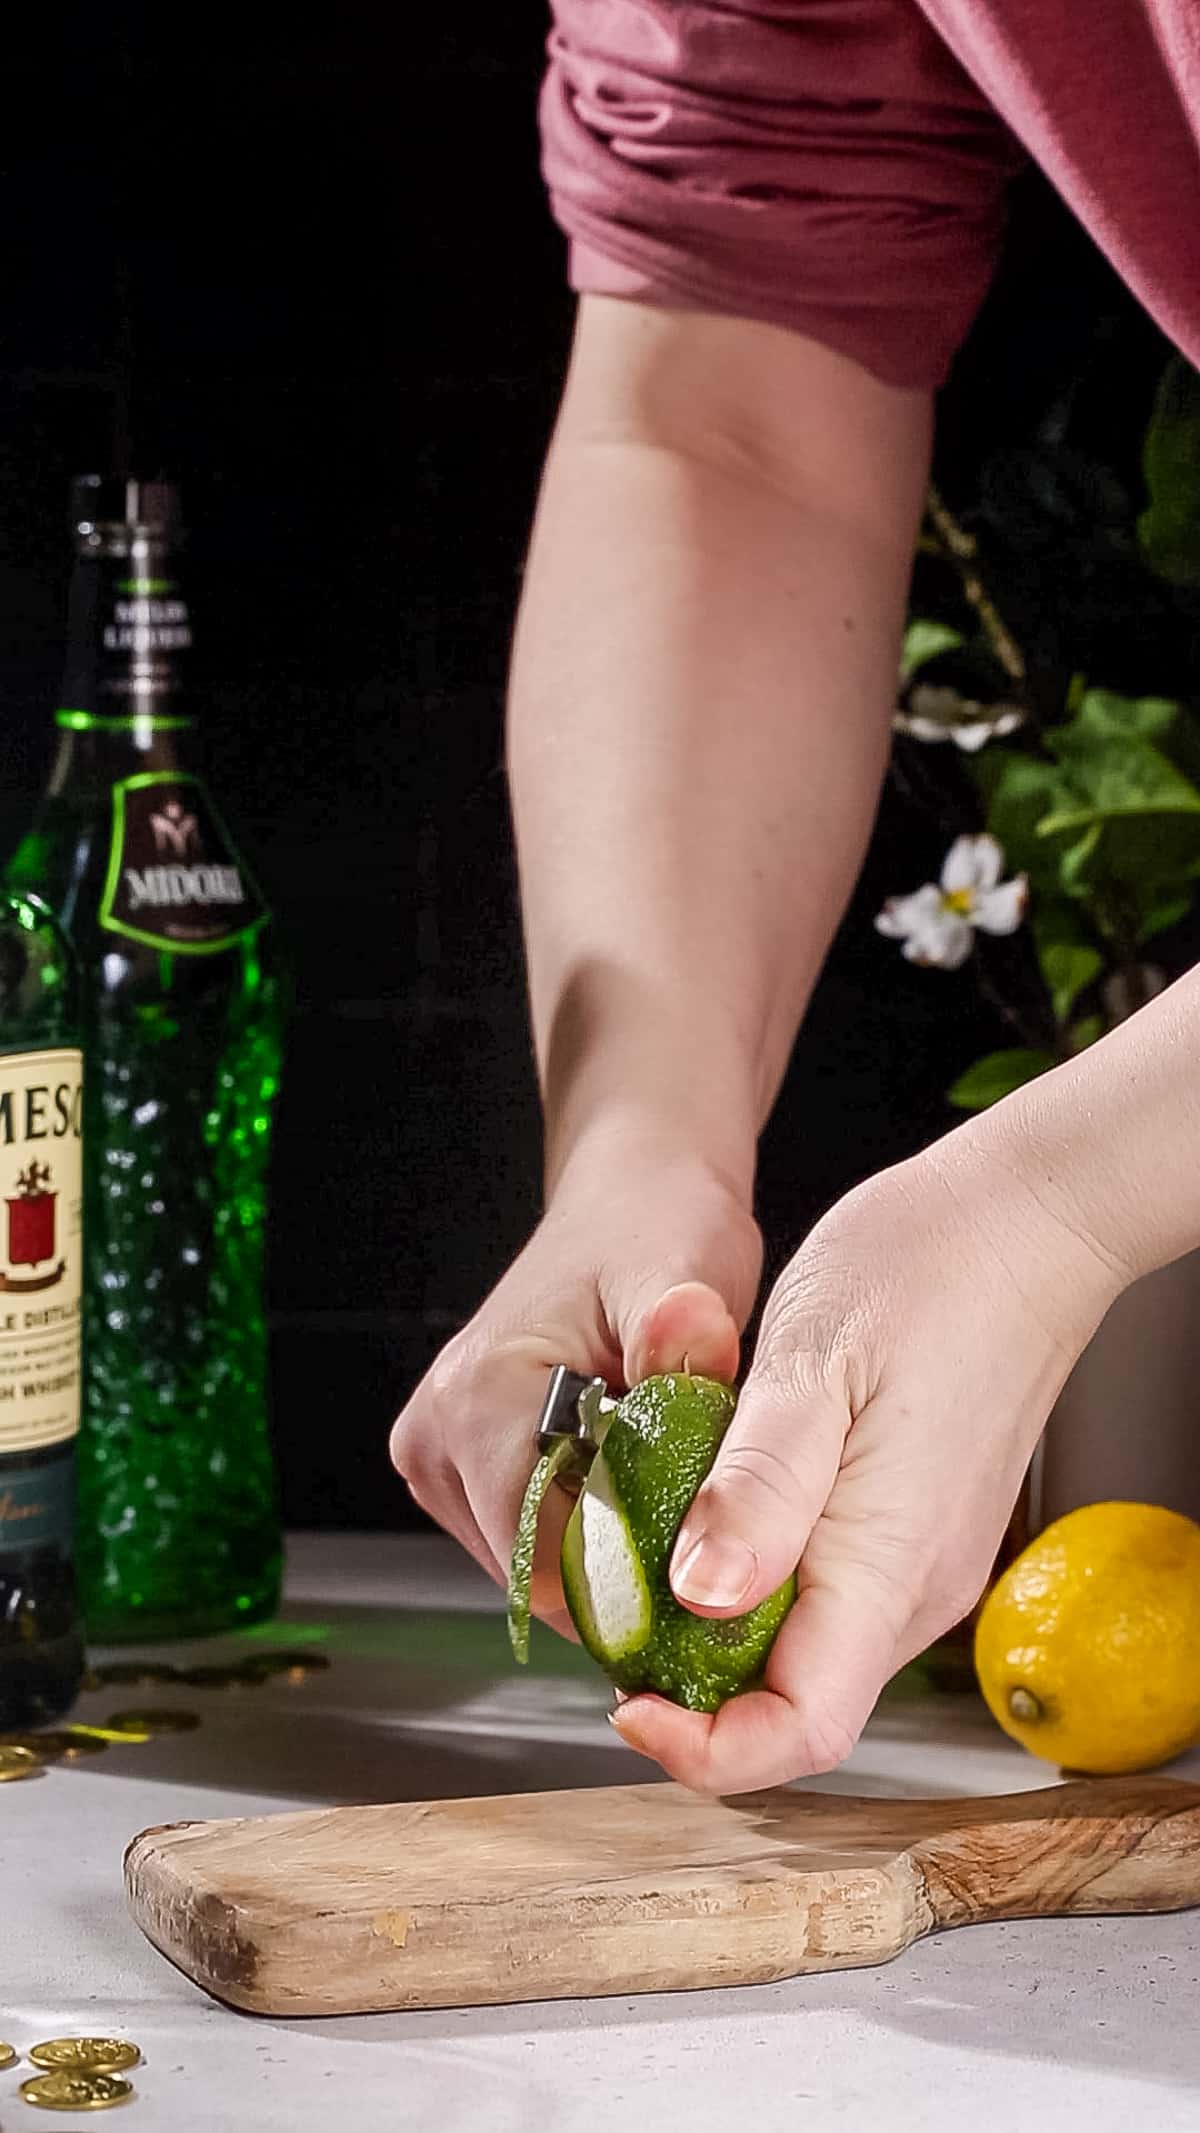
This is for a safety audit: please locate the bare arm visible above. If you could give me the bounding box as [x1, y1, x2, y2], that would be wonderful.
[998, 961, 1200, 1283]
[509, 295, 932, 1200]
[393, 297, 930, 1590]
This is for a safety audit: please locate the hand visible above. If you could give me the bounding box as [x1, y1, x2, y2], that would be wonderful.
[390, 1122, 762, 1634]
[611, 1125, 1129, 1791]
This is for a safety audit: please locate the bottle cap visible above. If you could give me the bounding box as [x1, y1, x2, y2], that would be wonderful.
[70, 475, 181, 537]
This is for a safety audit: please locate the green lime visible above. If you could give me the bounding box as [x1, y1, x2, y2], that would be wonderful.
[509, 1373, 795, 1714]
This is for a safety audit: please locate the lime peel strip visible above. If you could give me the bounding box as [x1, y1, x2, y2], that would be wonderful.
[507, 1436, 574, 1664]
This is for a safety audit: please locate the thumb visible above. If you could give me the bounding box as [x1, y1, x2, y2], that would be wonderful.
[669, 1341, 850, 1617]
[624, 1280, 741, 1388]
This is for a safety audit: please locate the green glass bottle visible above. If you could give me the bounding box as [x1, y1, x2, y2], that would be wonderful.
[0, 894, 85, 1723]
[7, 476, 284, 1640]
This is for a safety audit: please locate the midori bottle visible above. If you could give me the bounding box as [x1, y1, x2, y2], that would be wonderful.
[0, 898, 84, 1723]
[7, 476, 284, 1640]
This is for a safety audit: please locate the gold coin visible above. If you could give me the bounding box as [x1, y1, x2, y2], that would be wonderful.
[105, 1708, 200, 1735]
[2, 1729, 111, 1765]
[29, 2041, 141, 2074]
[0, 1742, 44, 1782]
[244, 1649, 330, 1677]
[92, 1661, 181, 1687]
[1, 1731, 67, 1762]
[20, 2070, 134, 2110]
[175, 1664, 255, 1688]
[0, 2038, 17, 2067]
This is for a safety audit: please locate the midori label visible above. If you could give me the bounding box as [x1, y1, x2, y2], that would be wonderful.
[0, 1048, 83, 1454]
[100, 772, 266, 953]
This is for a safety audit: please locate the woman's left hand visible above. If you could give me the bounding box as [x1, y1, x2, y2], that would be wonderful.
[610, 1122, 1129, 1792]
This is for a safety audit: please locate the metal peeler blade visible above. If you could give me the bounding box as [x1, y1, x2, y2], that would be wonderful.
[536, 1364, 615, 1461]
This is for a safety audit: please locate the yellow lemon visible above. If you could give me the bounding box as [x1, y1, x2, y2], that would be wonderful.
[974, 1501, 1200, 1775]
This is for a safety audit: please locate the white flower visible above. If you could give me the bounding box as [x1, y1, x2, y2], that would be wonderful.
[895, 683, 1026, 753]
[876, 835, 1028, 969]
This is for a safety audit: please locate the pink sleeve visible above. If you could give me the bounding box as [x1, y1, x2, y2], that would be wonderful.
[539, 0, 1025, 388]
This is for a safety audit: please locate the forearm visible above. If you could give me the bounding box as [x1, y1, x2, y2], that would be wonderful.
[509, 298, 932, 1196]
[977, 964, 1200, 1288]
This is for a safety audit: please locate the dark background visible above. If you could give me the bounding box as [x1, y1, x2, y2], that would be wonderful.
[1, 10, 1165, 1531]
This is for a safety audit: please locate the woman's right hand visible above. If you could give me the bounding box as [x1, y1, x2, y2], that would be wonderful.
[389, 1122, 763, 1633]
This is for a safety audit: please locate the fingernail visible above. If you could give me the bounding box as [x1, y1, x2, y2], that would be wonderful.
[612, 1687, 629, 1705]
[672, 1532, 758, 1609]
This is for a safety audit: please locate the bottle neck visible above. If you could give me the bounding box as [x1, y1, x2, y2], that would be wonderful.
[57, 530, 194, 744]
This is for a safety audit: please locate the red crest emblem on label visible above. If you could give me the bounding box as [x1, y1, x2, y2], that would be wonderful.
[2, 1162, 64, 1291]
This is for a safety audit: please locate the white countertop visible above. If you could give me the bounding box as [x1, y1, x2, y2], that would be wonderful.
[7, 1531, 1200, 2132]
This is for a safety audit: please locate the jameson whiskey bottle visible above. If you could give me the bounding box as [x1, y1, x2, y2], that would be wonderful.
[7, 476, 283, 1640]
[0, 897, 84, 1724]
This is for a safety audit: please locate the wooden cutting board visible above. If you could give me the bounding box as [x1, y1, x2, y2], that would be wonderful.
[125, 1776, 1200, 2016]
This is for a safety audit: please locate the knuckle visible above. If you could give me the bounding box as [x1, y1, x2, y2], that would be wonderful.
[391, 1341, 474, 1484]
[708, 1440, 812, 1519]
[690, 1758, 727, 1799]
[759, 1263, 881, 1415]
[757, 1329, 858, 1429]
[388, 1405, 419, 1479]
[756, 1315, 838, 1399]
[798, 1703, 860, 1776]
[426, 1343, 471, 1422]
[401, 1465, 438, 1519]
[389, 1424, 441, 1510]
[686, 1732, 732, 1797]
[414, 1340, 489, 1463]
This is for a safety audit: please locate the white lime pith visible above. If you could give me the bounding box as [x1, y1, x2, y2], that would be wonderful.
[560, 1449, 652, 1663]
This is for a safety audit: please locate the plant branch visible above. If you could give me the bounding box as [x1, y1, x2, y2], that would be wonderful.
[901, 486, 1161, 1088]
[972, 952, 1065, 1057]
[925, 488, 1027, 689]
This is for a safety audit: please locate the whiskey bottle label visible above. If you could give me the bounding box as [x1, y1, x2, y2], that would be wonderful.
[0, 1048, 83, 1454]
[99, 771, 266, 954]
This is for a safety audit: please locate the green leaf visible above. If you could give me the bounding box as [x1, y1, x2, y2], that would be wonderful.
[1050, 814, 1200, 915]
[1040, 733, 1200, 825]
[947, 1048, 1056, 1111]
[1137, 354, 1200, 589]
[981, 755, 1075, 893]
[1137, 893, 1192, 943]
[1068, 1015, 1104, 1053]
[1056, 823, 1103, 900]
[1036, 731, 1200, 907]
[900, 619, 965, 681]
[1036, 939, 1102, 1024]
[1070, 689, 1180, 747]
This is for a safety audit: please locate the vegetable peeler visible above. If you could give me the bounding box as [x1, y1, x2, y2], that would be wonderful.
[536, 1365, 617, 1471]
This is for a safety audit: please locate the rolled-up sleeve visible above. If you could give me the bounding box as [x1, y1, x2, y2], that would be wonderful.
[539, 0, 1025, 387]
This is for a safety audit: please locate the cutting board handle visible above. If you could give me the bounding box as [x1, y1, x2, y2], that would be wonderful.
[910, 1777, 1200, 1931]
